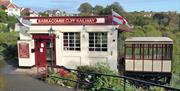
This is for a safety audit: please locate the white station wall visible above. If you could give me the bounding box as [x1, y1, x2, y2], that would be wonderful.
[21, 25, 118, 70]
[18, 40, 35, 67]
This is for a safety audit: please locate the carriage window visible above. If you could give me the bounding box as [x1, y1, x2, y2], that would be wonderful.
[144, 44, 153, 60]
[63, 32, 80, 51]
[163, 44, 172, 60]
[126, 45, 132, 59]
[125, 43, 172, 61]
[135, 44, 141, 59]
[89, 32, 107, 51]
[153, 44, 162, 60]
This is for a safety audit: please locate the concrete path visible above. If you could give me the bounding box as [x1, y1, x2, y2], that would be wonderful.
[4, 74, 74, 91]
[1, 62, 74, 91]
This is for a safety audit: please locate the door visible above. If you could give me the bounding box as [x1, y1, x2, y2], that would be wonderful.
[34, 34, 56, 67]
[45, 40, 54, 66]
[35, 40, 47, 66]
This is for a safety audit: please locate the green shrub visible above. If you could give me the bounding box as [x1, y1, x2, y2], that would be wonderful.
[47, 71, 77, 88]
[61, 72, 77, 87]
[77, 62, 129, 90]
[77, 63, 116, 74]
[47, 73, 60, 84]
[149, 87, 165, 91]
[0, 23, 8, 32]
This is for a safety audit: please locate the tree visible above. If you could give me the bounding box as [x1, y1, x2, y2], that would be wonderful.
[0, 9, 8, 22]
[78, 2, 93, 16]
[93, 5, 104, 15]
[39, 12, 49, 17]
[7, 16, 17, 30]
[145, 28, 162, 37]
[21, 12, 30, 16]
[153, 13, 170, 27]
[131, 26, 145, 37]
[101, 2, 125, 15]
[0, 23, 8, 32]
[0, 5, 7, 10]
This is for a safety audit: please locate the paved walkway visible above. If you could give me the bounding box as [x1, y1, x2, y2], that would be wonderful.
[1, 62, 74, 91]
[4, 74, 74, 91]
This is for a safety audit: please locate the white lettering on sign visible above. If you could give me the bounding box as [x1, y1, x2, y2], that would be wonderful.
[96, 18, 105, 23]
[35, 18, 105, 25]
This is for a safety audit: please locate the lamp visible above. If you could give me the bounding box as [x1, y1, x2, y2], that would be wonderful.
[48, 27, 55, 36]
[48, 27, 55, 71]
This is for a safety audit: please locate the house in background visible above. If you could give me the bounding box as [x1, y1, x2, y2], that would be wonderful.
[44, 9, 68, 16]
[0, 0, 20, 16]
[20, 8, 38, 17]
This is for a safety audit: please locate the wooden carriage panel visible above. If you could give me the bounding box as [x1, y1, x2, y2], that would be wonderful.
[134, 60, 143, 71]
[153, 61, 162, 72]
[125, 60, 134, 71]
[144, 60, 152, 72]
[163, 61, 171, 72]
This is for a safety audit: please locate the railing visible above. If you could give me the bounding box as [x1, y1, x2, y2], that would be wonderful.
[36, 64, 48, 80]
[46, 67, 180, 91]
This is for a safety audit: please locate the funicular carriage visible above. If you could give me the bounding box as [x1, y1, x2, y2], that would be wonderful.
[124, 37, 173, 85]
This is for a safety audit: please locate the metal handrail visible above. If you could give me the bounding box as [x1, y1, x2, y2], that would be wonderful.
[47, 67, 180, 91]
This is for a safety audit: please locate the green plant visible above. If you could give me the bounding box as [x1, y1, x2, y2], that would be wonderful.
[92, 76, 123, 91]
[62, 72, 77, 87]
[77, 62, 130, 90]
[47, 71, 77, 88]
[47, 73, 60, 84]
[150, 87, 165, 91]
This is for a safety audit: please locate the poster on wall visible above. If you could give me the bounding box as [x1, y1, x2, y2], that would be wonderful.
[18, 42, 30, 58]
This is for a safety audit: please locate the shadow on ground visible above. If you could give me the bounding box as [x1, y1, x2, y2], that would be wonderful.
[0, 44, 18, 74]
[2, 44, 18, 67]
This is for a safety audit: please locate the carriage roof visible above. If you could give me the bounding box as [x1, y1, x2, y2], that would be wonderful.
[125, 37, 173, 44]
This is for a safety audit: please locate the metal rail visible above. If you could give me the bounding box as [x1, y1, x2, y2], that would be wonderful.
[46, 67, 180, 91]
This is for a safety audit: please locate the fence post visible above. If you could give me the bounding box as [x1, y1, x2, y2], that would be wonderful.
[45, 64, 48, 80]
[124, 78, 126, 91]
[75, 72, 80, 91]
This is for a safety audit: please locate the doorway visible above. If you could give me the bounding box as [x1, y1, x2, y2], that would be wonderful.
[33, 34, 56, 67]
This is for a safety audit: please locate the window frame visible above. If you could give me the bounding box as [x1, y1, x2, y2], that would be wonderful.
[89, 32, 108, 52]
[125, 44, 172, 61]
[63, 32, 80, 51]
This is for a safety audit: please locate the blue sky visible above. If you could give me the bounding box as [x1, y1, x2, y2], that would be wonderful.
[13, 0, 180, 13]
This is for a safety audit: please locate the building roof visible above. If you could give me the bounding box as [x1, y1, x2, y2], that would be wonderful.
[0, 0, 9, 6]
[125, 37, 173, 42]
[21, 8, 31, 13]
[0, 0, 18, 9]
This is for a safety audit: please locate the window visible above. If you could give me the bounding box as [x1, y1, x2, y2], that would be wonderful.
[125, 44, 133, 59]
[162, 44, 172, 60]
[89, 32, 107, 51]
[134, 44, 142, 59]
[144, 44, 153, 60]
[153, 44, 163, 60]
[63, 32, 80, 51]
[125, 44, 172, 60]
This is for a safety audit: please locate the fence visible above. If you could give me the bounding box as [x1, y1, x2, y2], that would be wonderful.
[46, 67, 180, 91]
